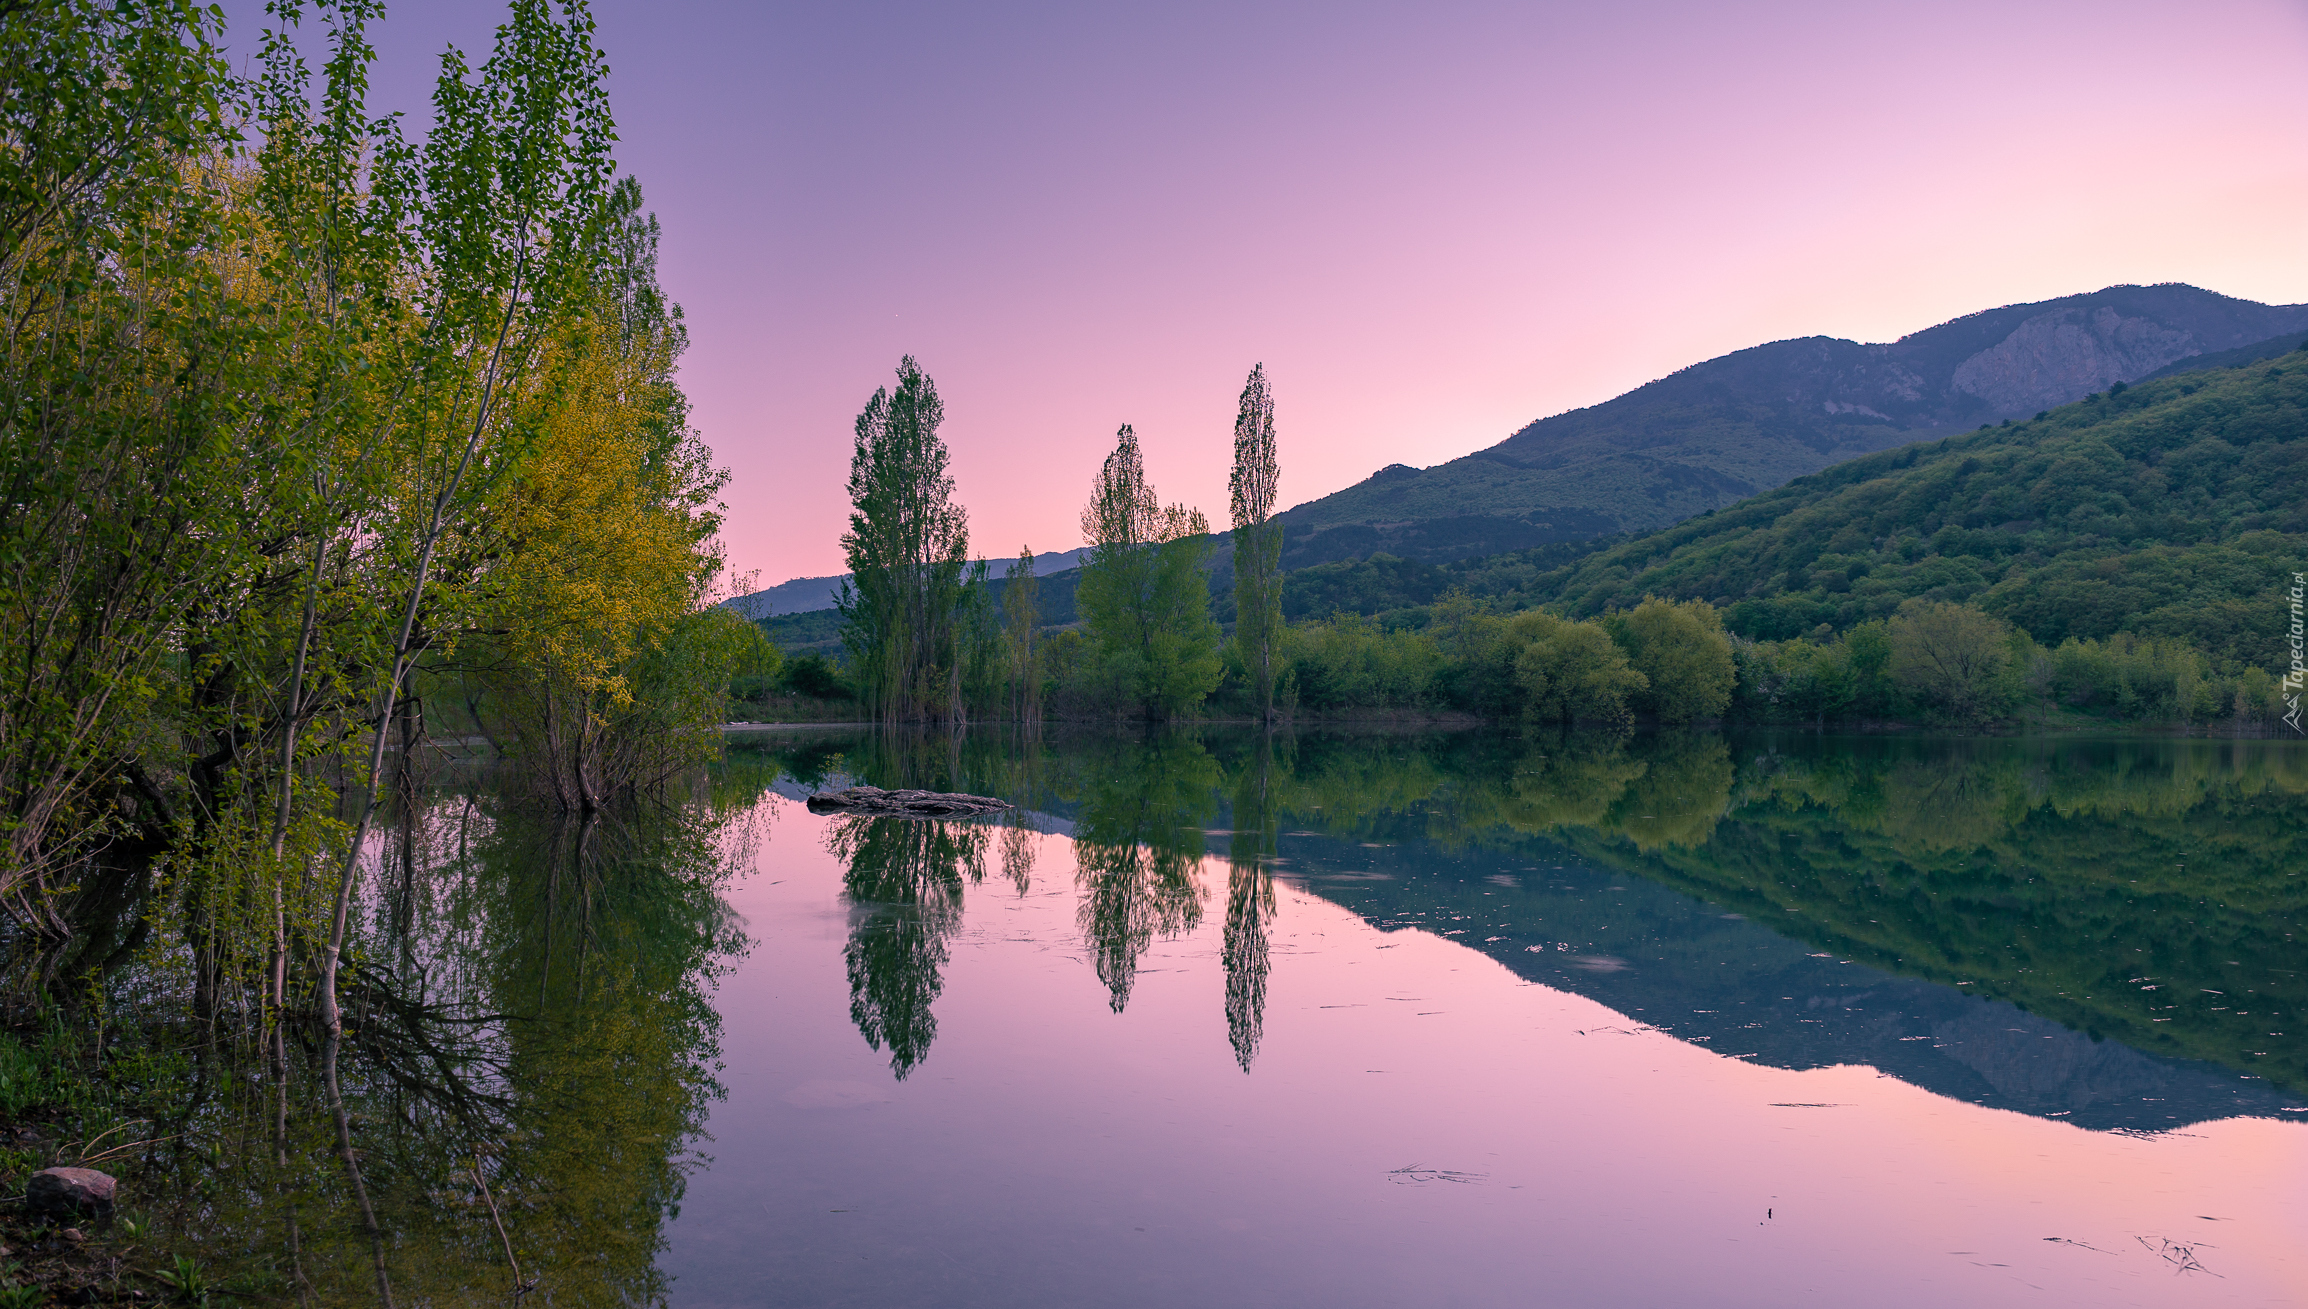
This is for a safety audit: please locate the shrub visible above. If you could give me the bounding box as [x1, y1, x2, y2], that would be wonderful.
[1606, 596, 1734, 722]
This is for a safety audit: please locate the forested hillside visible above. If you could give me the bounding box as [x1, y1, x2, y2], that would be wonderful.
[1524, 349, 2308, 662]
[1293, 350, 2306, 665]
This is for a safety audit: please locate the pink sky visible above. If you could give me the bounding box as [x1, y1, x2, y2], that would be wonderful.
[227, 0, 2308, 582]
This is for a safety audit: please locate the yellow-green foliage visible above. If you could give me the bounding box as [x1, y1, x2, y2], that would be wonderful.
[1508, 611, 1646, 724]
[1278, 614, 1445, 711]
[1606, 597, 1735, 722]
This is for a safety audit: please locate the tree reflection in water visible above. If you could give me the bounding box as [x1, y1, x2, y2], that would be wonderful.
[1071, 736, 1217, 1013]
[1224, 733, 1282, 1071]
[732, 723, 2308, 1109]
[828, 816, 987, 1077]
[4, 778, 759, 1305]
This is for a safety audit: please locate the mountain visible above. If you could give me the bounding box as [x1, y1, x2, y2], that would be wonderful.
[726, 547, 1092, 619]
[742, 285, 2307, 632]
[1282, 284, 2308, 554]
[1454, 346, 2308, 662]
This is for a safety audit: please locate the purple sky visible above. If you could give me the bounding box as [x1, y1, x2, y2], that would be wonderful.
[224, 0, 2308, 583]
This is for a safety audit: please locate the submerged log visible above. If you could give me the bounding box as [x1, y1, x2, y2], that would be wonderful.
[805, 785, 1012, 818]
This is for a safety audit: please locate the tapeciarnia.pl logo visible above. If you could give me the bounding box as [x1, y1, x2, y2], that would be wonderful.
[2286, 570, 2305, 734]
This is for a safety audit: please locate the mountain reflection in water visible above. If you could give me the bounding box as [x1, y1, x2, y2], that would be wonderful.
[766, 727, 2306, 1128]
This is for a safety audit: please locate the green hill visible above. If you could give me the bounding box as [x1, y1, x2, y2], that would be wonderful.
[1305, 348, 2306, 668]
[1281, 284, 2308, 553]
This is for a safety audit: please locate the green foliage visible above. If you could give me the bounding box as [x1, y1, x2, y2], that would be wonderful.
[1277, 615, 1444, 711]
[1887, 601, 2015, 721]
[0, 1029, 81, 1121]
[1276, 537, 1623, 623]
[1499, 356, 2306, 671]
[775, 654, 852, 701]
[756, 608, 845, 657]
[1605, 597, 1735, 722]
[837, 357, 974, 724]
[1002, 549, 1043, 722]
[154, 1254, 210, 1304]
[1229, 365, 1285, 719]
[1076, 426, 1223, 719]
[1509, 612, 1647, 724]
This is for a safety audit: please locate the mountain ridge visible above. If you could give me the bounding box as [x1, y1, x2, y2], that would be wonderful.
[1282, 283, 2308, 548]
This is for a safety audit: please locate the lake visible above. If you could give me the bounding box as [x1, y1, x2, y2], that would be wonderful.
[68, 728, 2308, 1305]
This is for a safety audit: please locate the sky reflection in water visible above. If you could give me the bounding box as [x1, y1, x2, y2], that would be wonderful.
[660, 731, 2308, 1307]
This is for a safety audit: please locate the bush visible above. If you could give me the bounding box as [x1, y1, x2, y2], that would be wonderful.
[1889, 602, 2013, 721]
[776, 653, 852, 701]
[1277, 615, 1444, 711]
[1606, 596, 1734, 722]
[1510, 612, 1646, 724]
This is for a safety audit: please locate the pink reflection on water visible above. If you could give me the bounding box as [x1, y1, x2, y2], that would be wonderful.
[662, 802, 2307, 1307]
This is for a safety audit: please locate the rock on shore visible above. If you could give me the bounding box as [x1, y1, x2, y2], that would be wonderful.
[28, 1168, 114, 1221]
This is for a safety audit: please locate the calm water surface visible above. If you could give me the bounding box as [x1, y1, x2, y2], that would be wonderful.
[652, 731, 2307, 1308]
[74, 730, 2303, 1305]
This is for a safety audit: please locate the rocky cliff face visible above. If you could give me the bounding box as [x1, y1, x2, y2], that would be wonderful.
[1950, 305, 2201, 413]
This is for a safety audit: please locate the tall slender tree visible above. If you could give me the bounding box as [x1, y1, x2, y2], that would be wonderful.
[1077, 425, 1221, 719]
[837, 357, 971, 725]
[1228, 364, 1283, 722]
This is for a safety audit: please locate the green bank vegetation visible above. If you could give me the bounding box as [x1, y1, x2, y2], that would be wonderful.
[1, 0, 763, 1294]
[1, 0, 759, 1012]
[1252, 352, 2308, 729]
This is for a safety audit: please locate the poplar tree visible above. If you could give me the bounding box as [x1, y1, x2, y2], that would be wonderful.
[837, 357, 972, 725]
[1077, 425, 1221, 718]
[1229, 364, 1283, 722]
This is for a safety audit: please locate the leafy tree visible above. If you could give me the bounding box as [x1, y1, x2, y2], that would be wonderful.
[1229, 364, 1283, 722]
[1845, 619, 1894, 713]
[1077, 424, 1222, 719]
[837, 357, 972, 725]
[1510, 612, 1647, 724]
[1607, 597, 1734, 722]
[317, 0, 624, 1036]
[476, 180, 739, 811]
[1888, 601, 2010, 720]
[776, 654, 850, 700]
